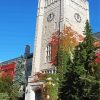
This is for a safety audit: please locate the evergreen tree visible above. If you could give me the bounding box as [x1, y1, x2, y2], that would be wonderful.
[0, 59, 26, 100]
[80, 21, 100, 100]
[82, 20, 95, 75]
[14, 59, 26, 85]
[0, 76, 19, 100]
[58, 21, 100, 100]
[57, 49, 71, 81]
[0, 76, 12, 100]
[14, 58, 26, 98]
[58, 44, 85, 100]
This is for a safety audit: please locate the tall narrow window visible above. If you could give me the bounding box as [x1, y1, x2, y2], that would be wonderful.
[45, 0, 47, 7]
[48, 0, 50, 5]
[51, 0, 53, 3]
[54, 22, 58, 31]
[50, 0, 51, 4]
[53, 0, 55, 3]
[46, 44, 52, 62]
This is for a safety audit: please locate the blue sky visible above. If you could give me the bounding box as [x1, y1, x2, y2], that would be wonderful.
[0, 0, 100, 62]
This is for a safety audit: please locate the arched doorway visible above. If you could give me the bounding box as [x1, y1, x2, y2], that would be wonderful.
[35, 89, 42, 100]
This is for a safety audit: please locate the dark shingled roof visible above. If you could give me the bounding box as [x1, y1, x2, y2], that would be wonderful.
[94, 32, 100, 39]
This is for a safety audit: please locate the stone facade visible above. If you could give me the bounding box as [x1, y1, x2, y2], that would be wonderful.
[32, 0, 89, 74]
[25, 1, 90, 100]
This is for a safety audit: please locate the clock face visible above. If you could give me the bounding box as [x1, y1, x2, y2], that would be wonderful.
[47, 13, 54, 22]
[74, 13, 81, 23]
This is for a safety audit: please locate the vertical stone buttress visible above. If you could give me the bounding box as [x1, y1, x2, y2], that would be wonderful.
[32, 0, 45, 75]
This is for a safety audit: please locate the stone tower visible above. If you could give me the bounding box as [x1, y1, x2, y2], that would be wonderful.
[32, 0, 89, 74]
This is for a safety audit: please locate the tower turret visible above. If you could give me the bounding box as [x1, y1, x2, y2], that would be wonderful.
[32, 0, 89, 75]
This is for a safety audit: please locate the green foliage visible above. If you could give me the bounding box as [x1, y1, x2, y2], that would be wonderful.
[43, 74, 59, 100]
[80, 76, 100, 100]
[0, 76, 12, 93]
[0, 76, 19, 100]
[42, 48, 72, 100]
[58, 21, 100, 100]
[14, 59, 26, 85]
[57, 50, 71, 80]
[0, 76, 12, 100]
[58, 60, 84, 100]
[14, 59, 26, 98]
[94, 63, 100, 79]
[0, 59, 26, 100]
[82, 20, 100, 99]
[82, 21, 96, 75]
[0, 93, 9, 100]
[8, 84, 20, 100]
[57, 42, 76, 100]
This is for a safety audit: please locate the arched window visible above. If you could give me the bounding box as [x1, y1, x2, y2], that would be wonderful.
[45, 0, 48, 7]
[48, 0, 50, 5]
[46, 44, 52, 62]
[51, 0, 53, 3]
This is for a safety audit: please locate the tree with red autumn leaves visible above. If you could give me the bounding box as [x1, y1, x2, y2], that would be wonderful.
[49, 25, 84, 65]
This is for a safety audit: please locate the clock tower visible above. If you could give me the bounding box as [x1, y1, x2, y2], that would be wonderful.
[32, 0, 89, 74]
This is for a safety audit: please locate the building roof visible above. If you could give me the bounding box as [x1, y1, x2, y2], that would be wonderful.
[0, 53, 33, 66]
[94, 32, 100, 39]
